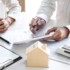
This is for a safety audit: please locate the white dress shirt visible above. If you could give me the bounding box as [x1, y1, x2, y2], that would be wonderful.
[1, 0, 21, 21]
[37, 0, 70, 30]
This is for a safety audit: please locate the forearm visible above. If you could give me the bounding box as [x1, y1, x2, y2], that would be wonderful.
[2, 0, 21, 21]
[7, 7, 21, 21]
[37, 0, 56, 23]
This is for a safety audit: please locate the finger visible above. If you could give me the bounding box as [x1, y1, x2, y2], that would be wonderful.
[55, 38, 63, 41]
[29, 24, 35, 34]
[0, 20, 7, 26]
[29, 23, 33, 29]
[41, 36, 53, 40]
[51, 31, 63, 41]
[30, 18, 38, 30]
[0, 27, 8, 33]
[0, 20, 9, 33]
[29, 18, 35, 26]
[31, 26, 37, 34]
[32, 18, 36, 26]
[0, 24, 6, 29]
[29, 22, 32, 27]
[30, 23, 37, 31]
[45, 27, 57, 35]
[2, 20, 6, 24]
[32, 17, 42, 26]
[0, 21, 4, 25]
[41, 31, 58, 40]
[37, 24, 44, 29]
[29, 18, 36, 29]
[53, 35, 63, 41]
[29, 23, 37, 34]
[52, 31, 59, 38]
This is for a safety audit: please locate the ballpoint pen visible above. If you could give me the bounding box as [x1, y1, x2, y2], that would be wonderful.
[0, 37, 10, 44]
[31, 19, 41, 31]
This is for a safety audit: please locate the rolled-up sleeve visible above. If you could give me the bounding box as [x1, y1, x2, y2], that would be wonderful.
[2, 0, 21, 21]
[66, 25, 70, 31]
[37, 0, 56, 23]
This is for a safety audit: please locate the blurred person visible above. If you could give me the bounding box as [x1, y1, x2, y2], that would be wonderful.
[0, 0, 21, 33]
[29, 0, 70, 41]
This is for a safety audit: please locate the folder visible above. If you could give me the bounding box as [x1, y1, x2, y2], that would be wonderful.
[0, 45, 22, 70]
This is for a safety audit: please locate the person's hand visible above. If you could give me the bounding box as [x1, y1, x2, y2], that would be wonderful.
[41, 27, 69, 41]
[29, 17, 46, 34]
[0, 18, 10, 33]
[0, 17, 15, 33]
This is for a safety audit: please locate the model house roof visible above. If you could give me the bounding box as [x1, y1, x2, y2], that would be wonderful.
[26, 41, 50, 55]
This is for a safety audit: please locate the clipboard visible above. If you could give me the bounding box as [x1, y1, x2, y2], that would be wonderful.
[0, 45, 22, 70]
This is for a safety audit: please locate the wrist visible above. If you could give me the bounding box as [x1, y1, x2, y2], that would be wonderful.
[36, 16, 46, 24]
[5, 17, 15, 25]
[37, 14, 49, 23]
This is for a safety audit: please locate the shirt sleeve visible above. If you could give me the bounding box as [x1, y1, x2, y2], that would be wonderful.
[37, 0, 56, 23]
[66, 25, 70, 31]
[2, 0, 21, 21]
[65, 25, 70, 37]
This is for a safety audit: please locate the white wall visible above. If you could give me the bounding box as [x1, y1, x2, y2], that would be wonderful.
[25, 0, 42, 17]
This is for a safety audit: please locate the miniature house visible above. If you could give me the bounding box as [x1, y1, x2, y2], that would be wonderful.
[26, 41, 50, 67]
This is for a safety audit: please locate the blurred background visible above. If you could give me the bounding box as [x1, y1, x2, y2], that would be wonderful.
[18, 0, 57, 20]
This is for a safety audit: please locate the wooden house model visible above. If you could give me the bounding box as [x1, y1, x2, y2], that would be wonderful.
[26, 41, 50, 67]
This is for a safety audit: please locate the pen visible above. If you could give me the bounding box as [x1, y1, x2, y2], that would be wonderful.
[0, 37, 10, 44]
[31, 19, 41, 31]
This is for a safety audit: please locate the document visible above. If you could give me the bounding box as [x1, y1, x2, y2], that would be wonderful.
[0, 26, 52, 44]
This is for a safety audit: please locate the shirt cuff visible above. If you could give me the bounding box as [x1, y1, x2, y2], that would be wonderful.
[65, 25, 70, 30]
[65, 25, 70, 37]
[37, 14, 49, 23]
[7, 13, 21, 21]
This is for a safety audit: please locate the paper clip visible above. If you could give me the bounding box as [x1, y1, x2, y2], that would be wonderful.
[0, 59, 13, 70]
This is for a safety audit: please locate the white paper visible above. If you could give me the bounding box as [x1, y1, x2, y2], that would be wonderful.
[0, 26, 53, 44]
[0, 46, 19, 64]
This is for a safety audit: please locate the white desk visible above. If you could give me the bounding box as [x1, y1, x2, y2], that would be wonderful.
[4, 12, 70, 70]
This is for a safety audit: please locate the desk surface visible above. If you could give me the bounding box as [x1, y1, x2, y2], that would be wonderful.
[4, 12, 70, 70]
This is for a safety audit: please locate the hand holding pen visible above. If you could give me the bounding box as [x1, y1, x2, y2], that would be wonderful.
[29, 17, 46, 34]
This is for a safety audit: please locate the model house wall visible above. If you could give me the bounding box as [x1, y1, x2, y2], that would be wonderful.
[26, 41, 50, 67]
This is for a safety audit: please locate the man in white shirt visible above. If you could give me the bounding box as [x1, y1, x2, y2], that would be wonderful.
[29, 0, 70, 41]
[0, 0, 21, 33]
